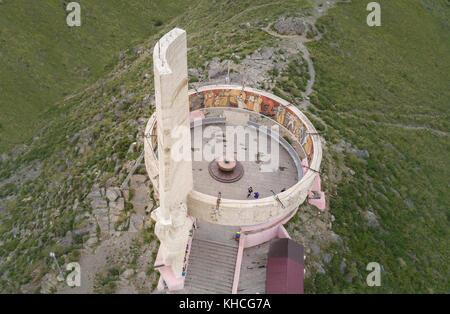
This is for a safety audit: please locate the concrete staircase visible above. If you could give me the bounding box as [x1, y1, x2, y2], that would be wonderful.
[182, 221, 240, 294]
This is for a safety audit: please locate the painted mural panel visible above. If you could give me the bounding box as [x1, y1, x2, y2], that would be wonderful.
[188, 88, 315, 163]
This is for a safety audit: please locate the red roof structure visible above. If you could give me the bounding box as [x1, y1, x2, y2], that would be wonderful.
[266, 238, 304, 294]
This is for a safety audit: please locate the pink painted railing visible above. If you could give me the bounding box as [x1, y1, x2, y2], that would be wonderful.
[231, 211, 296, 293]
[231, 234, 246, 294]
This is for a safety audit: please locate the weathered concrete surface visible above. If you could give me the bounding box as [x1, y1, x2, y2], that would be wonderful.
[151, 28, 193, 279]
[190, 123, 298, 200]
[237, 242, 270, 294]
[145, 85, 322, 227]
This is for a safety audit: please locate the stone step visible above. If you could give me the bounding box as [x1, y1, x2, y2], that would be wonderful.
[189, 248, 236, 259]
[193, 234, 238, 245]
[185, 274, 233, 290]
[188, 255, 237, 268]
[184, 283, 231, 295]
[193, 238, 239, 250]
[184, 275, 233, 290]
[191, 241, 238, 257]
[189, 248, 237, 261]
[190, 244, 238, 255]
[186, 264, 236, 279]
[189, 245, 238, 258]
[185, 275, 233, 288]
[192, 237, 239, 247]
[191, 237, 239, 248]
[183, 288, 216, 294]
[184, 284, 230, 294]
[188, 256, 236, 267]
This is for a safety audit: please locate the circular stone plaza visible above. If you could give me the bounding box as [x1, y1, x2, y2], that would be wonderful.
[144, 28, 323, 294]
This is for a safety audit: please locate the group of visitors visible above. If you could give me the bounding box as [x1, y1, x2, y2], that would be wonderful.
[247, 187, 259, 199]
[247, 187, 286, 199]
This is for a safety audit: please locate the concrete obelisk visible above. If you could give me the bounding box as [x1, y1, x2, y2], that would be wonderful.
[151, 28, 193, 278]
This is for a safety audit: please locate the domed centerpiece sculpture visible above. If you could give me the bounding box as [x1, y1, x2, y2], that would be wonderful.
[209, 154, 244, 183]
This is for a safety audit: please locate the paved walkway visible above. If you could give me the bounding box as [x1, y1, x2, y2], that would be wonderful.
[191, 124, 298, 199]
[237, 242, 270, 294]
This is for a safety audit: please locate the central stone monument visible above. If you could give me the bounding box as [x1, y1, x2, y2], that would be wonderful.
[217, 156, 236, 172]
[208, 155, 244, 183]
[150, 28, 193, 280]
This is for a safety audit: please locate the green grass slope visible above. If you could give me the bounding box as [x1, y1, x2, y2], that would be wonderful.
[0, 0, 448, 293]
[0, 0, 310, 293]
[305, 0, 449, 293]
[0, 0, 190, 151]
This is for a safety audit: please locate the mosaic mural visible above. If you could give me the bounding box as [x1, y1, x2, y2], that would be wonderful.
[189, 89, 314, 163]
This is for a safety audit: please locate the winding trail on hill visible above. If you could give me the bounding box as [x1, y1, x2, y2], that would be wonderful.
[262, 0, 345, 130]
[263, 0, 344, 96]
[262, 24, 316, 100]
[262, 0, 450, 139]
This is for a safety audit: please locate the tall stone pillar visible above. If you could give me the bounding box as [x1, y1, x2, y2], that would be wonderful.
[151, 28, 193, 278]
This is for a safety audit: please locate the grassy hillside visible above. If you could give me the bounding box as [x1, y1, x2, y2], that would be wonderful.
[305, 0, 449, 293]
[0, 0, 190, 151]
[0, 0, 448, 293]
[0, 0, 310, 293]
